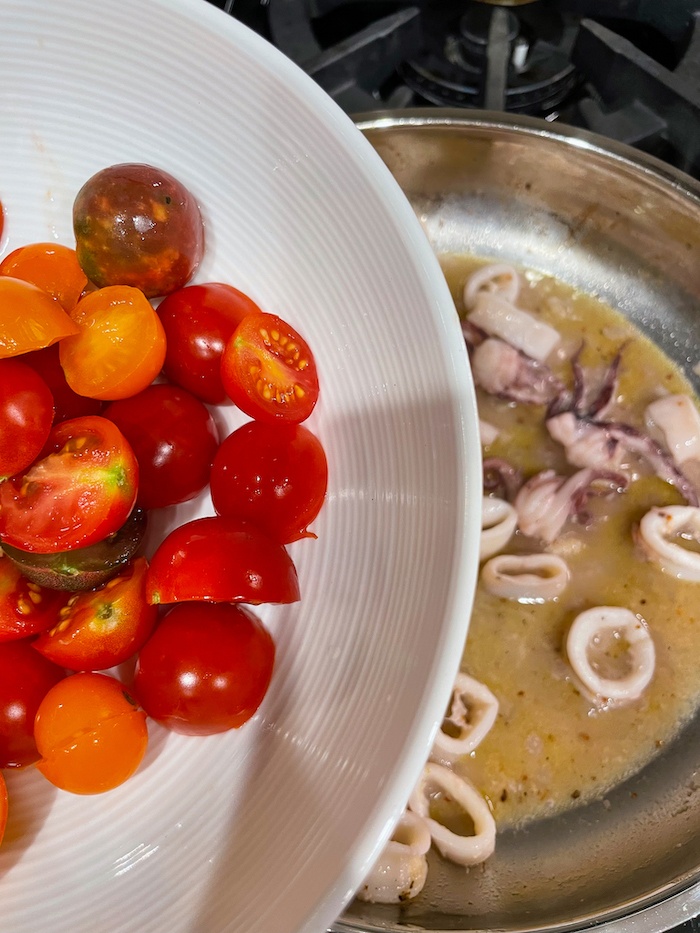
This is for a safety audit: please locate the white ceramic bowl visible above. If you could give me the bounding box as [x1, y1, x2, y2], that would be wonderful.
[0, 2, 480, 932]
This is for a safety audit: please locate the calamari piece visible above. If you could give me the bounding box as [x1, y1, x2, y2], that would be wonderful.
[472, 337, 564, 405]
[480, 497, 518, 560]
[463, 262, 520, 309]
[515, 467, 628, 543]
[468, 292, 561, 362]
[409, 762, 496, 867]
[356, 809, 431, 904]
[430, 672, 499, 765]
[479, 419, 500, 446]
[481, 552, 570, 601]
[637, 505, 700, 581]
[645, 394, 700, 465]
[565, 606, 655, 703]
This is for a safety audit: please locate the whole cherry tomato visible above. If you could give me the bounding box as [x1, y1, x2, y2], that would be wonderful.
[22, 344, 103, 422]
[0, 640, 65, 768]
[0, 242, 88, 311]
[133, 602, 275, 735]
[0, 415, 138, 553]
[221, 311, 319, 424]
[0, 275, 79, 359]
[104, 384, 219, 509]
[0, 358, 54, 480]
[146, 515, 300, 606]
[0, 556, 68, 642]
[73, 162, 205, 298]
[33, 558, 158, 671]
[211, 421, 328, 543]
[59, 285, 166, 400]
[157, 282, 262, 404]
[34, 672, 148, 794]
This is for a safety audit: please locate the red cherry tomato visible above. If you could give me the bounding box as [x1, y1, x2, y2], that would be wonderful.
[0, 358, 54, 480]
[221, 311, 319, 424]
[0, 415, 139, 553]
[0, 275, 79, 359]
[133, 602, 275, 735]
[211, 421, 328, 543]
[146, 515, 300, 606]
[0, 555, 68, 642]
[0, 640, 65, 768]
[104, 384, 219, 509]
[34, 672, 148, 794]
[73, 163, 205, 298]
[0, 242, 88, 312]
[22, 344, 104, 422]
[158, 283, 262, 404]
[33, 558, 158, 671]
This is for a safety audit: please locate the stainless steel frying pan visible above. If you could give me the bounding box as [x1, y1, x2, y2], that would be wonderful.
[334, 110, 700, 933]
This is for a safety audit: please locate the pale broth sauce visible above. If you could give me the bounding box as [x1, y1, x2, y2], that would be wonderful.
[442, 254, 700, 830]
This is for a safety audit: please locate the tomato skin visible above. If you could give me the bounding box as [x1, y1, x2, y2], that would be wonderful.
[134, 602, 275, 735]
[211, 421, 328, 543]
[158, 283, 261, 404]
[0, 242, 88, 312]
[221, 312, 320, 424]
[0, 358, 55, 480]
[0, 415, 138, 554]
[21, 344, 104, 422]
[34, 672, 148, 794]
[0, 276, 79, 359]
[104, 384, 219, 509]
[73, 163, 205, 298]
[59, 285, 167, 401]
[146, 515, 300, 606]
[33, 558, 157, 671]
[0, 640, 65, 769]
[0, 556, 68, 642]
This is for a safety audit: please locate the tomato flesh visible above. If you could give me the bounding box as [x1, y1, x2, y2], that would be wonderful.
[221, 312, 319, 424]
[34, 672, 148, 794]
[0, 358, 55, 481]
[146, 515, 300, 606]
[134, 602, 275, 735]
[0, 415, 139, 554]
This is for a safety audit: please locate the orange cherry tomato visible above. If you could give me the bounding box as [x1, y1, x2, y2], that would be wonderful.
[0, 276, 79, 359]
[0, 242, 88, 312]
[59, 285, 166, 400]
[34, 672, 148, 795]
[0, 772, 7, 846]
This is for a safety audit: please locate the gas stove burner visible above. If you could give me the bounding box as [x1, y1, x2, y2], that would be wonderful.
[397, 1, 579, 113]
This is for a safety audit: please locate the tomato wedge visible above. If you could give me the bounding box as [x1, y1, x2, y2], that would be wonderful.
[0, 415, 139, 554]
[0, 242, 88, 312]
[221, 311, 319, 424]
[59, 285, 166, 400]
[0, 276, 79, 358]
[146, 515, 300, 606]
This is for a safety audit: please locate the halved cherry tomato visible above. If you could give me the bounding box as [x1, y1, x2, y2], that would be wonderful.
[0, 640, 65, 768]
[211, 421, 328, 543]
[21, 344, 104, 422]
[0, 242, 88, 312]
[157, 283, 261, 403]
[104, 384, 219, 509]
[34, 672, 148, 794]
[59, 285, 166, 400]
[221, 311, 319, 424]
[133, 602, 275, 735]
[146, 515, 300, 606]
[73, 163, 205, 298]
[0, 415, 138, 554]
[0, 276, 79, 359]
[0, 772, 7, 847]
[33, 557, 157, 671]
[0, 358, 55, 480]
[0, 555, 68, 642]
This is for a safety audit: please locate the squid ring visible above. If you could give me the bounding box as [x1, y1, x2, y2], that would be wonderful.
[409, 762, 496, 867]
[481, 552, 570, 601]
[637, 506, 700, 582]
[565, 606, 655, 703]
[431, 672, 499, 765]
[356, 809, 431, 903]
[480, 496, 518, 560]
